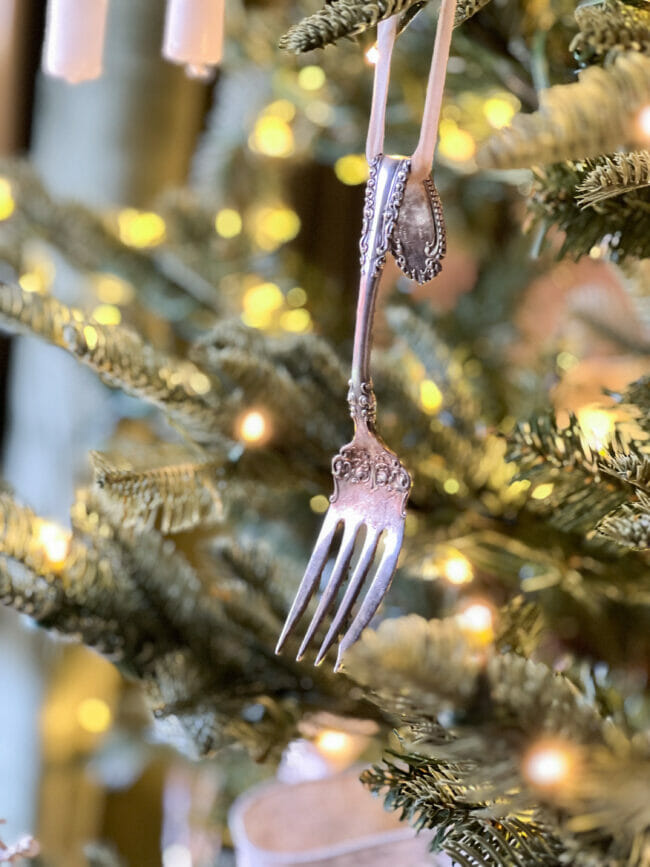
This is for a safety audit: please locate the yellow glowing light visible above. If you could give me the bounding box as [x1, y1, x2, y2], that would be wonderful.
[93, 274, 134, 305]
[83, 325, 99, 351]
[280, 308, 312, 333]
[162, 844, 192, 867]
[0, 177, 15, 221]
[19, 272, 45, 294]
[249, 116, 295, 158]
[215, 208, 243, 238]
[251, 207, 301, 251]
[305, 100, 334, 126]
[523, 741, 573, 788]
[638, 105, 650, 139]
[77, 698, 112, 734]
[556, 351, 578, 371]
[483, 96, 518, 129]
[457, 601, 494, 644]
[578, 406, 615, 451]
[316, 729, 352, 757]
[310, 494, 330, 514]
[531, 483, 554, 500]
[188, 370, 211, 395]
[92, 304, 121, 325]
[438, 121, 476, 163]
[287, 286, 307, 307]
[242, 281, 284, 329]
[420, 379, 443, 414]
[365, 44, 379, 65]
[35, 521, 71, 571]
[299, 65, 326, 91]
[263, 99, 297, 122]
[117, 209, 166, 248]
[444, 478, 460, 495]
[334, 154, 369, 186]
[442, 552, 473, 585]
[237, 409, 270, 445]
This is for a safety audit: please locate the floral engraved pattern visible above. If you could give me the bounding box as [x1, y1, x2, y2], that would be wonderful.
[347, 379, 377, 426]
[359, 155, 412, 277]
[331, 445, 411, 494]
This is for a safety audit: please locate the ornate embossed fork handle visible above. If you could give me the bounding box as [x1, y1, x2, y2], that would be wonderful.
[276, 2, 456, 669]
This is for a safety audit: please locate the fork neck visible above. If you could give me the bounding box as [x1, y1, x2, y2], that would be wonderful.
[349, 154, 411, 432]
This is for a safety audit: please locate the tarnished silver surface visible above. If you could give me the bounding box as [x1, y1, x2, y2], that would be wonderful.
[276, 154, 444, 670]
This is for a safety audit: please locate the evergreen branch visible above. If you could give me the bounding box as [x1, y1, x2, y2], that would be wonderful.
[530, 160, 650, 262]
[624, 375, 650, 428]
[599, 448, 650, 494]
[90, 451, 223, 533]
[279, 0, 491, 54]
[576, 150, 650, 206]
[571, 0, 650, 66]
[479, 53, 650, 169]
[0, 280, 76, 346]
[596, 493, 650, 548]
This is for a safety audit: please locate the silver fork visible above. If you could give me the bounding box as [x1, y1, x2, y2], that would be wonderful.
[275, 5, 455, 669]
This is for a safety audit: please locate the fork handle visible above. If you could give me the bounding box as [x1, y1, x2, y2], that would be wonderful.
[349, 154, 411, 430]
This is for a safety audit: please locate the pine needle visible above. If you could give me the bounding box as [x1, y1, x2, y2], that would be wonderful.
[576, 151, 650, 207]
[571, 0, 650, 65]
[479, 53, 650, 169]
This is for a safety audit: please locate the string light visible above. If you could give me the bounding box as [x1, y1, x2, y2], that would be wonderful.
[287, 287, 307, 307]
[577, 406, 615, 451]
[92, 274, 134, 305]
[334, 154, 369, 186]
[92, 304, 121, 325]
[420, 379, 443, 414]
[237, 409, 271, 446]
[441, 551, 473, 585]
[310, 495, 329, 514]
[0, 177, 15, 221]
[117, 209, 166, 248]
[19, 273, 46, 294]
[531, 483, 554, 500]
[241, 281, 284, 329]
[523, 741, 573, 788]
[249, 116, 295, 158]
[77, 697, 112, 734]
[637, 104, 650, 139]
[365, 44, 379, 65]
[438, 120, 476, 163]
[443, 478, 460, 495]
[280, 309, 312, 333]
[34, 520, 71, 571]
[251, 206, 301, 251]
[298, 65, 326, 91]
[483, 95, 519, 129]
[215, 208, 242, 238]
[457, 600, 494, 644]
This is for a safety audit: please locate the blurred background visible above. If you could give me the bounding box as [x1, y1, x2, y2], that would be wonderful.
[0, 0, 648, 865]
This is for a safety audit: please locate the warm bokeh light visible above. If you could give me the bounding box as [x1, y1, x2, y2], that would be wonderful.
[531, 482, 554, 500]
[251, 206, 301, 251]
[34, 520, 71, 571]
[457, 600, 494, 644]
[215, 208, 243, 238]
[19, 272, 46, 294]
[117, 209, 166, 248]
[334, 154, 369, 186]
[162, 843, 192, 867]
[523, 741, 573, 788]
[249, 116, 295, 158]
[637, 104, 650, 139]
[365, 44, 379, 65]
[483, 95, 518, 129]
[443, 478, 460, 495]
[298, 65, 326, 91]
[577, 406, 615, 451]
[92, 304, 121, 325]
[442, 551, 473, 585]
[188, 370, 211, 395]
[286, 286, 307, 307]
[77, 698, 112, 734]
[310, 494, 330, 514]
[420, 379, 443, 414]
[0, 177, 15, 221]
[315, 729, 353, 759]
[92, 273, 134, 305]
[242, 281, 284, 329]
[438, 121, 476, 163]
[280, 308, 312, 333]
[237, 409, 271, 445]
[83, 325, 99, 351]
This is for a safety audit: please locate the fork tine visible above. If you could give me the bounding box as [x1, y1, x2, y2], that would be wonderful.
[314, 526, 381, 666]
[334, 527, 403, 671]
[296, 521, 361, 660]
[275, 509, 339, 654]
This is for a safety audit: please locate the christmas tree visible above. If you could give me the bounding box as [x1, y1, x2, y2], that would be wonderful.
[0, 0, 649, 864]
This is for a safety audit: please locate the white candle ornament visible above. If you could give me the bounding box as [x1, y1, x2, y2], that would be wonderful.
[42, 0, 109, 84]
[163, 0, 225, 78]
